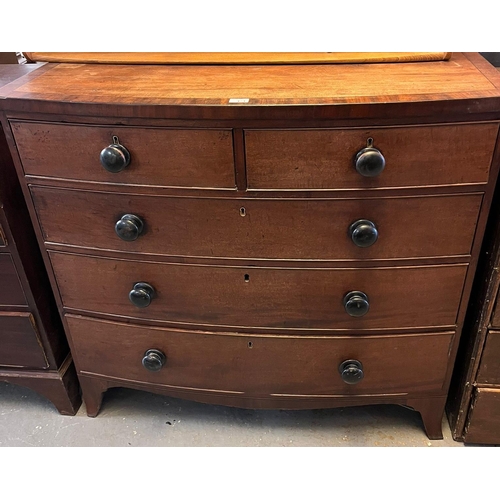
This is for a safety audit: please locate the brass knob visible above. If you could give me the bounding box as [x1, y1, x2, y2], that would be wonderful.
[142, 349, 166, 372]
[349, 219, 378, 248]
[343, 291, 370, 317]
[354, 138, 385, 177]
[100, 136, 131, 173]
[129, 282, 155, 308]
[339, 359, 364, 384]
[115, 214, 144, 241]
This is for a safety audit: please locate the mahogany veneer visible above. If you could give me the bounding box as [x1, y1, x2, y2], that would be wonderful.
[0, 64, 80, 414]
[2, 53, 500, 438]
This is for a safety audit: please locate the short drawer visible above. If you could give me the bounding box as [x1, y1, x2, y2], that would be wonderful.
[0, 312, 48, 368]
[464, 388, 500, 444]
[67, 315, 453, 396]
[245, 124, 498, 190]
[0, 254, 26, 306]
[32, 187, 482, 261]
[11, 121, 236, 189]
[477, 329, 500, 384]
[50, 252, 467, 331]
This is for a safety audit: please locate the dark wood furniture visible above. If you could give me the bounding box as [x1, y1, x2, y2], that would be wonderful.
[2, 53, 500, 438]
[0, 64, 80, 414]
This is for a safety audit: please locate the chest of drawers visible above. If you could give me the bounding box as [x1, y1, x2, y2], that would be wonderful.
[0, 64, 80, 414]
[2, 53, 500, 439]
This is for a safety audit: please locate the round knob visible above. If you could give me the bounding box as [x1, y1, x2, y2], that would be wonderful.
[142, 349, 166, 372]
[339, 359, 364, 385]
[100, 136, 131, 173]
[349, 219, 378, 248]
[354, 141, 385, 177]
[115, 214, 144, 241]
[343, 291, 370, 317]
[129, 282, 155, 308]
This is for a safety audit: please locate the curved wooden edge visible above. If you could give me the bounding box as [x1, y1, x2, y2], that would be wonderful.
[79, 374, 446, 439]
[23, 52, 452, 65]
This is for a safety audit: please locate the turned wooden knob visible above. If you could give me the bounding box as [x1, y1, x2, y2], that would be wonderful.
[354, 139, 385, 177]
[100, 136, 131, 173]
[115, 214, 144, 241]
[142, 349, 166, 372]
[129, 282, 155, 308]
[343, 291, 370, 317]
[339, 359, 364, 384]
[349, 219, 378, 248]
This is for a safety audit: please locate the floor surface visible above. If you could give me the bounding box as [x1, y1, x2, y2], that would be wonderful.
[0, 381, 463, 446]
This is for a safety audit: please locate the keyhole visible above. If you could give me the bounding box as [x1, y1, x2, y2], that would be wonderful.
[244, 274, 250, 282]
[248, 341, 253, 348]
[240, 207, 246, 217]
[367, 137, 374, 147]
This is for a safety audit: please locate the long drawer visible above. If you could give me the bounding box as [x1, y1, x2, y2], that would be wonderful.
[31, 187, 482, 261]
[11, 121, 236, 189]
[0, 254, 26, 306]
[245, 124, 498, 190]
[67, 315, 453, 396]
[50, 251, 467, 331]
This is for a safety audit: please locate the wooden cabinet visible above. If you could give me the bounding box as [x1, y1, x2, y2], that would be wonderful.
[448, 180, 500, 444]
[0, 65, 80, 415]
[2, 53, 500, 438]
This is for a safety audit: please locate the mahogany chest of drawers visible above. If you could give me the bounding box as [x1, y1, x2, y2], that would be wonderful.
[0, 64, 80, 414]
[2, 53, 500, 438]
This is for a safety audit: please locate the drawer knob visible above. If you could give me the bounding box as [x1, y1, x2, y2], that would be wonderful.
[354, 138, 385, 177]
[129, 282, 155, 308]
[100, 135, 131, 173]
[349, 219, 378, 248]
[343, 291, 370, 317]
[115, 214, 144, 241]
[142, 349, 166, 372]
[339, 359, 364, 384]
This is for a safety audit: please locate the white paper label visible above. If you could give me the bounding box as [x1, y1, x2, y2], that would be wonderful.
[228, 98, 250, 103]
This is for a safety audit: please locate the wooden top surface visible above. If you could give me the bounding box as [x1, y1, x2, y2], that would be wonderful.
[1, 54, 500, 121]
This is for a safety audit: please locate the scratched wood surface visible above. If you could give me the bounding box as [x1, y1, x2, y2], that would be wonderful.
[2, 53, 497, 107]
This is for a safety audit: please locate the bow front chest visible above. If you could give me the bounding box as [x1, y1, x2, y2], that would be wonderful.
[2, 53, 500, 438]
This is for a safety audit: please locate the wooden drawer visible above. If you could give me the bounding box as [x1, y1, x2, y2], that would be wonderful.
[0, 254, 26, 306]
[245, 124, 498, 190]
[50, 252, 467, 331]
[476, 329, 500, 384]
[67, 315, 453, 396]
[464, 388, 500, 444]
[10, 121, 236, 189]
[32, 187, 482, 261]
[0, 312, 48, 368]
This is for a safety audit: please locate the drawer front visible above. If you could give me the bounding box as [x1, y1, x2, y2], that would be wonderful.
[477, 329, 500, 384]
[245, 124, 498, 190]
[32, 187, 482, 261]
[50, 252, 467, 330]
[0, 313, 48, 368]
[0, 254, 26, 306]
[464, 388, 500, 444]
[67, 315, 453, 396]
[11, 122, 236, 189]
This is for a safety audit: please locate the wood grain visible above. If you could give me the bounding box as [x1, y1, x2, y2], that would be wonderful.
[66, 314, 453, 397]
[2, 54, 498, 109]
[11, 121, 236, 189]
[49, 251, 467, 331]
[245, 124, 498, 190]
[31, 187, 483, 261]
[0, 254, 27, 306]
[464, 388, 500, 444]
[23, 52, 452, 65]
[0, 312, 48, 369]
